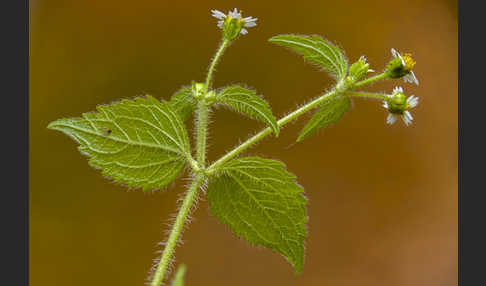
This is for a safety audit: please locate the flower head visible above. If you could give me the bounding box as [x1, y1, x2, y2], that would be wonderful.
[211, 8, 257, 40]
[386, 48, 419, 85]
[382, 86, 419, 126]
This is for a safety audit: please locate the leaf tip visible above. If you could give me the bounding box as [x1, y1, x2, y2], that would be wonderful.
[47, 120, 62, 131]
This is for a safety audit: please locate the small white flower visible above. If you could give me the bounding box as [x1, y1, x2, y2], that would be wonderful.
[382, 86, 419, 126]
[211, 8, 258, 36]
[390, 48, 419, 85]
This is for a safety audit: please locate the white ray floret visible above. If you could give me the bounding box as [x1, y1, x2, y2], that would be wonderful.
[402, 111, 413, 126]
[404, 71, 419, 85]
[391, 48, 406, 66]
[407, 95, 419, 108]
[387, 113, 398, 125]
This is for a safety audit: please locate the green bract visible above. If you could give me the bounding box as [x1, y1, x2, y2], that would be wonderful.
[48, 96, 190, 191]
[349, 56, 370, 81]
[207, 157, 308, 273]
[269, 34, 348, 80]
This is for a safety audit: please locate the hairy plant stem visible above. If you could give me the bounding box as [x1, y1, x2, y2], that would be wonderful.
[207, 72, 389, 175]
[346, 91, 388, 100]
[150, 38, 231, 286]
[205, 39, 230, 91]
[150, 174, 205, 286]
[206, 89, 336, 174]
[196, 99, 209, 167]
[353, 72, 388, 88]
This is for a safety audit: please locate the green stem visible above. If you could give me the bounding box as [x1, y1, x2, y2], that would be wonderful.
[207, 72, 393, 175]
[207, 89, 340, 175]
[205, 39, 230, 91]
[196, 99, 209, 166]
[346, 91, 388, 100]
[353, 72, 388, 88]
[150, 174, 205, 286]
[150, 38, 232, 286]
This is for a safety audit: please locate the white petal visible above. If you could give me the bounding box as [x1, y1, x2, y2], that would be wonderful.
[404, 71, 419, 85]
[229, 8, 241, 19]
[399, 55, 405, 65]
[382, 101, 388, 109]
[407, 96, 419, 108]
[402, 111, 413, 126]
[244, 21, 257, 27]
[217, 21, 223, 28]
[240, 28, 248, 35]
[368, 69, 375, 73]
[243, 16, 257, 22]
[405, 110, 413, 120]
[393, 86, 403, 94]
[391, 48, 399, 58]
[387, 114, 397, 125]
[211, 10, 226, 19]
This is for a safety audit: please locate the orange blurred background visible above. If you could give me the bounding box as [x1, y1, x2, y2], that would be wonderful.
[30, 0, 457, 285]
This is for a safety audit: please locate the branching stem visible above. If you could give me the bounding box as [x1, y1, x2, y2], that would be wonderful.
[150, 37, 231, 286]
[207, 72, 389, 175]
[346, 91, 388, 100]
[353, 73, 388, 88]
[151, 41, 389, 284]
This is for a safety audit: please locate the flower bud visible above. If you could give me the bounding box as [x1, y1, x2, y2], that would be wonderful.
[349, 56, 373, 81]
[192, 82, 206, 100]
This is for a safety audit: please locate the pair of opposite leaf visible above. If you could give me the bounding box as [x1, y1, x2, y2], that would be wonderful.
[48, 34, 351, 274]
[169, 84, 279, 136]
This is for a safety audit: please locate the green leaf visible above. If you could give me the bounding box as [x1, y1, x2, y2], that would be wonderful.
[216, 86, 279, 136]
[207, 157, 308, 273]
[297, 95, 351, 142]
[170, 264, 186, 286]
[48, 95, 190, 191]
[269, 34, 348, 80]
[169, 87, 197, 121]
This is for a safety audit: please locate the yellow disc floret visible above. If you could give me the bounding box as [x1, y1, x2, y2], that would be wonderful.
[401, 53, 416, 72]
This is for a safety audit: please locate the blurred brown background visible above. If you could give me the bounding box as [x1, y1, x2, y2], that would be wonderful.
[30, 0, 457, 285]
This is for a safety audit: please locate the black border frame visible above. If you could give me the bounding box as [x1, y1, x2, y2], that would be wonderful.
[1, 0, 471, 285]
[3, 0, 29, 285]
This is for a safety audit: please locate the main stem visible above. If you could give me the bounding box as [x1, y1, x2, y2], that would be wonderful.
[150, 38, 230, 286]
[196, 99, 209, 166]
[150, 174, 204, 286]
